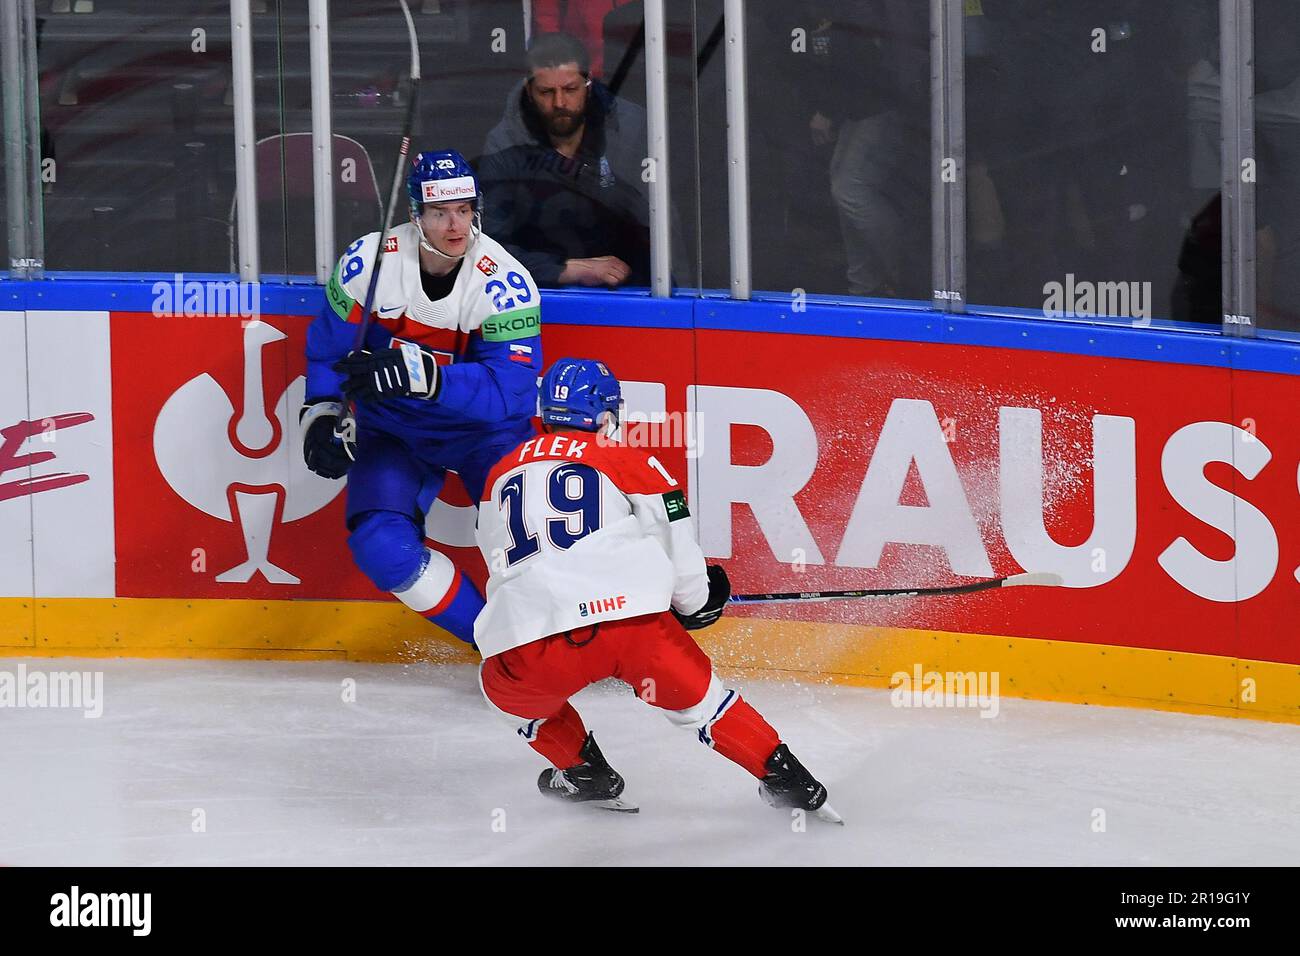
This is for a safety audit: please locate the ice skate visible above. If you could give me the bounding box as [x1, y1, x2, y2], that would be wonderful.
[537, 733, 639, 813]
[759, 744, 842, 824]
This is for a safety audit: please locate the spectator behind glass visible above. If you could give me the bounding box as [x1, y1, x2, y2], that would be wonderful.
[805, 0, 929, 300]
[478, 31, 652, 289]
[532, 0, 638, 80]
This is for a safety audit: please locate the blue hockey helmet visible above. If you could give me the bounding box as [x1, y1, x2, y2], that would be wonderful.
[409, 149, 482, 257]
[408, 149, 480, 213]
[540, 358, 623, 433]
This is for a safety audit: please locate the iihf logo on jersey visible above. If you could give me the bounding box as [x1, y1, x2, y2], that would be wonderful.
[579, 595, 627, 617]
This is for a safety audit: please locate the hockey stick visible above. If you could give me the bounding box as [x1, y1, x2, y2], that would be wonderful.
[337, 0, 421, 449]
[728, 571, 1065, 605]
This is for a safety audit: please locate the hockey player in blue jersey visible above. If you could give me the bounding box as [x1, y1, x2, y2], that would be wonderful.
[300, 149, 542, 646]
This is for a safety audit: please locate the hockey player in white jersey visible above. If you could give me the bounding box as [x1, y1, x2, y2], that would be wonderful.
[474, 357, 839, 820]
[301, 149, 542, 647]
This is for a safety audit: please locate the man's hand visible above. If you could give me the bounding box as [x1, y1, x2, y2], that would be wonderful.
[673, 564, 731, 631]
[559, 256, 632, 288]
[333, 344, 438, 403]
[300, 400, 354, 479]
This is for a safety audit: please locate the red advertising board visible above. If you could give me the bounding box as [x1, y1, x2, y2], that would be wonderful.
[107, 309, 1300, 668]
[544, 323, 1300, 667]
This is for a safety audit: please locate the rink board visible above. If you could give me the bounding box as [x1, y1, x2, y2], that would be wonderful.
[1, 598, 1296, 722]
[1, 280, 1298, 723]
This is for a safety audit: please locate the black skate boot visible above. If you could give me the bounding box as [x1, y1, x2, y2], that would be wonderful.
[537, 733, 638, 813]
[759, 744, 842, 824]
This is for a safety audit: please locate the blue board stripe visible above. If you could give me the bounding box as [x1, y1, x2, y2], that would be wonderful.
[3, 276, 1299, 376]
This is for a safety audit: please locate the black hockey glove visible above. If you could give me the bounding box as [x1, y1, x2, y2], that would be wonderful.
[673, 564, 730, 631]
[300, 399, 354, 480]
[334, 345, 438, 403]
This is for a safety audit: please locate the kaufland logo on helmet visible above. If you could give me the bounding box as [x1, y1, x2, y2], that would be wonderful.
[421, 176, 476, 203]
[578, 595, 627, 617]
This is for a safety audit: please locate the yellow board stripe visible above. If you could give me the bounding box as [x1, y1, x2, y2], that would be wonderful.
[1, 598, 1296, 723]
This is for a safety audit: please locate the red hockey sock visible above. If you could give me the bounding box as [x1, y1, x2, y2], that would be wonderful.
[529, 702, 589, 769]
[707, 697, 781, 779]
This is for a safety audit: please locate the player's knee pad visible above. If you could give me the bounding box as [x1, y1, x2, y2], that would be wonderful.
[661, 673, 739, 748]
[347, 510, 425, 592]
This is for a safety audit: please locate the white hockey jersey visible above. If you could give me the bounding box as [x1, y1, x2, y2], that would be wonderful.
[323, 221, 540, 353]
[308, 221, 543, 452]
[473, 433, 711, 658]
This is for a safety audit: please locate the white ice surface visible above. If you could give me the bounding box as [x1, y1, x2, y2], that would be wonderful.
[2, 657, 1298, 866]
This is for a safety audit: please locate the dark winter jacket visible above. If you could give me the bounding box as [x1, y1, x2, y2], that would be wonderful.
[478, 78, 654, 287]
[804, 0, 928, 124]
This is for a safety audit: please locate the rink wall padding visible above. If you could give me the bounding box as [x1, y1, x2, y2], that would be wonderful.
[2, 278, 1299, 724]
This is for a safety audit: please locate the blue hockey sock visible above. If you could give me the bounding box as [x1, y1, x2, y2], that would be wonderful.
[391, 547, 483, 646]
[421, 570, 484, 646]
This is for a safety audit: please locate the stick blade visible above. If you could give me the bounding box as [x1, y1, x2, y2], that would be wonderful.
[1001, 571, 1065, 589]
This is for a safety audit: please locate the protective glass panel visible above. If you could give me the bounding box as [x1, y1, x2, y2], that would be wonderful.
[35, 0, 236, 273]
[965, 1, 1220, 327]
[736, 0, 931, 301]
[251, 0, 312, 277]
[0, 9, 11, 276]
[324, 1, 517, 281]
[1253, 0, 1300, 336]
[577, 0, 702, 292]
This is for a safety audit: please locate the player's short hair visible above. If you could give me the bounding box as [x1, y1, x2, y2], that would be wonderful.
[526, 32, 590, 78]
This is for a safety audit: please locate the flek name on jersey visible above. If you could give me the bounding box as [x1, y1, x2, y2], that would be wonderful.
[509, 342, 533, 364]
[579, 595, 627, 617]
[476, 255, 498, 276]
